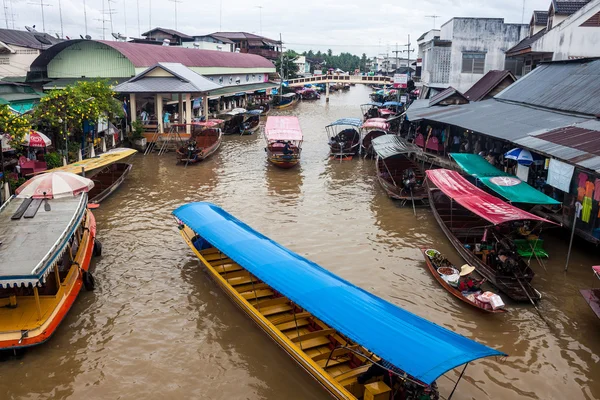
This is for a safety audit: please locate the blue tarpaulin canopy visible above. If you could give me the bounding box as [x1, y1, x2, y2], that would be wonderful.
[326, 118, 362, 128]
[173, 202, 505, 385]
[383, 101, 403, 107]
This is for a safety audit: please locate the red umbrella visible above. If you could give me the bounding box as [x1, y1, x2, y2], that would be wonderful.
[24, 130, 52, 148]
[16, 172, 94, 199]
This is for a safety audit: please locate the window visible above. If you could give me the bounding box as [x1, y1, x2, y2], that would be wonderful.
[461, 52, 485, 74]
[504, 59, 524, 77]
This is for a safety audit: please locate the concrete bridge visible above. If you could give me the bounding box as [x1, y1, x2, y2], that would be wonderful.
[286, 75, 394, 101]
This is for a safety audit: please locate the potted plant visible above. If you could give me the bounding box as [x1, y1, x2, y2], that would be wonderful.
[131, 120, 146, 150]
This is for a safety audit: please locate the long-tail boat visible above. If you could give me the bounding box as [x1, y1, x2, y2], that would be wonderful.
[0, 192, 97, 349]
[173, 202, 505, 400]
[218, 110, 246, 135]
[176, 126, 222, 164]
[580, 266, 600, 319]
[360, 103, 382, 121]
[426, 169, 555, 302]
[273, 93, 299, 109]
[240, 109, 262, 135]
[88, 162, 132, 204]
[371, 135, 427, 206]
[422, 249, 507, 313]
[42, 147, 137, 178]
[325, 118, 362, 160]
[361, 119, 389, 157]
[264, 116, 303, 169]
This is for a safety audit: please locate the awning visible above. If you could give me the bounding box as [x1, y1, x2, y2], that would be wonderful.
[450, 153, 559, 205]
[372, 135, 421, 158]
[362, 120, 389, 131]
[426, 169, 554, 225]
[172, 202, 505, 385]
[326, 118, 362, 128]
[264, 116, 303, 141]
[383, 101, 403, 107]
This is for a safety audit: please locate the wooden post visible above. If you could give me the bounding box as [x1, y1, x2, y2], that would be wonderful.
[156, 94, 164, 134]
[185, 93, 192, 134]
[33, 286, 42, 320]
[130, 94, 137, 122]
[325, 82, 330, 102]
[178, 95, 184, 124]
[203, 94, 209, 120]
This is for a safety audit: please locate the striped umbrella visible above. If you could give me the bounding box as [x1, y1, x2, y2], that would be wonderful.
[24, 130, 52, 148]
[16, 172, 94, 199]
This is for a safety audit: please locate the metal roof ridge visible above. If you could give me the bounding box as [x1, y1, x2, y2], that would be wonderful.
[493, 98, 596, 119]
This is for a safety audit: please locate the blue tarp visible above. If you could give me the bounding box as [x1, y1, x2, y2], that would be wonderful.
[383, 101, 403, 107]
[173, 202, 505, 385]
[326, 118, 362, 128]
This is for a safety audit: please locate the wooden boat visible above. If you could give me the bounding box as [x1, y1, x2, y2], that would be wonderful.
[240, 110, 262, 135]
[360, 103, 382, 121]
[42, 147, 137, 178]
[264, 116, 302, 169]
[426, 169, 553, 302]
[361, 119, 389, 158]
[371, 135, 427, 206]
[217, 110, 246, 135]
[273, 93, 299, 109]
[0, 192, 97, 349]
[421, 249, 507, 313]
[298, 87, 321, 100]
[88, 162, 132, 204]
[172, 202, 505, 400]
[325, 118, 362, 160]
[176, 127, 222, 164]
[580, 266, 600, 319]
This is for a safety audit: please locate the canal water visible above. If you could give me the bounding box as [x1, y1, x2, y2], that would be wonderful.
[2, 85, 599, 400]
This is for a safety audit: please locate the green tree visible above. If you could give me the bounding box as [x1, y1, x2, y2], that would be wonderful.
[275, 50, 300, 80]
[361, 53, 368, 72]
[0, 105, 31, 149]
[327, 49, 333, 57]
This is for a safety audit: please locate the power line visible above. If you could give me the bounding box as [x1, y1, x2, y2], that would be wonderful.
[28, 0, 51, 32]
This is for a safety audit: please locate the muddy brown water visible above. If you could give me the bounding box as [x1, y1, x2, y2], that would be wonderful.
[2, 86, 599, 400]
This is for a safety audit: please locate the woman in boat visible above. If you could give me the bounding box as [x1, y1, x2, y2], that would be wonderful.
[458, 265, 486, 292]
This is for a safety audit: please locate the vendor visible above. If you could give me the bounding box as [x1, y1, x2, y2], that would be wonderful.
[458, 265, 486, 292]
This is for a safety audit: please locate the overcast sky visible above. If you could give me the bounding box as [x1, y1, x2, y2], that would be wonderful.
[10, 0, 550, 56]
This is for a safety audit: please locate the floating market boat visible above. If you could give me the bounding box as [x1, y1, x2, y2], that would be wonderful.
[273, 93, 299, 109]
[88, 162, 132, 204]
[361, 119, 389, 157]
[580, 266, 600, 319]
[172, 202, 505, 400]
[297, 87, 321, 100]
[371, 135, 427, 206]
[43, 147, 137, 178]
[176, 127, 222, 164]
[426, 169, 554, 302]
[264, 116, 302, 169]
[240, 109, 262, 135]
[360, 103, 382, 121]
[0, 174, 98, 349]
[218, 109, 246, 135]
[422, 249, 507, 313]
[325, 118, 362, 160]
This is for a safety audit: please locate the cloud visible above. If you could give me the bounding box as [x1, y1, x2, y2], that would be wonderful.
[10, 0, 550, 55]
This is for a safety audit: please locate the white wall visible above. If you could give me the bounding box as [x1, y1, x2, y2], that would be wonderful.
[533, 2, 600, 60]
[0, 45, 41, 78]
[181, 41, 232, 52]
[444, 18, 527, 92]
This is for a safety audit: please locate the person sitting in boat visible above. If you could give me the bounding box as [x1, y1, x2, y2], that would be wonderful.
[458, 265, 486, 292]
[282, 141, 293, 155]
[403, 168, 417, 190]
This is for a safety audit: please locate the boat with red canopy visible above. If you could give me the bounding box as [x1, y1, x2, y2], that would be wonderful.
[581, 266, 600, 319]
[426, 169, 555, 302]
[264, 116, 303, 169]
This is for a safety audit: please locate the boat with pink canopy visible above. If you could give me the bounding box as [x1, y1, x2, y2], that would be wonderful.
[264, 116, 303, 169]
[361, 118, 390, 157]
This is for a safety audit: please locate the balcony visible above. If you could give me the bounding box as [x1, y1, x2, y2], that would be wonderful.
[240, 48, 280, 60]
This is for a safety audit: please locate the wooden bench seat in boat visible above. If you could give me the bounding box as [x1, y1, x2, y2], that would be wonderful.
[335, 365, 371, 385]
[268, 311, 311, 325]
[227, 275, 259, 286]
[260, 304, 294, 317]
[241, 289, 274, 300]
[214, 263, 243, 274]
[294, 336, 331, 350]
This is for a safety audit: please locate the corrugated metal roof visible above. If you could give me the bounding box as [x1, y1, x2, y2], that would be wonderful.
[114, 63, 221, 93]
[428, 87, 468, 106]
[141, 27, 193, 39]
[464, 70, 515, 101]
[0, 28, 61, 49]
[43, 77, 128, 90]
[496, 59, 600, 116]
[210, 32, 281, 45]
[207, 82, 277, 98]
[30, 40, 276, 71]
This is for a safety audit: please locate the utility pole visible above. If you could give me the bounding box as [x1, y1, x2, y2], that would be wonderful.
[107, 0, 116, 36]
[83, 0, 88, 35]
[425, 15, 440, 29]
[136, 0, 140, 36]
[2, 0, 8, 28]
[57, 0, 63, 37]
[168, 0, 182, 30]
[255, 5, 263, 35]
[123, 0, 127, 37]
[391, 42, 402, 73]
[148, 0, 151, 30]
[401, 34, 415, 79]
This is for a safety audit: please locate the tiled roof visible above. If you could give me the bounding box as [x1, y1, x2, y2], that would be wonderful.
[0, 28, 61, 50]
[464, 70, 515, 101]
[505, 28, 546, 55]
[553, 0, 590, 15]
[142, 27, 193, 39]
[533, 10, 548, 25]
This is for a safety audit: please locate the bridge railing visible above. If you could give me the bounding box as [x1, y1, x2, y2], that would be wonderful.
[286, 75, 393, 86]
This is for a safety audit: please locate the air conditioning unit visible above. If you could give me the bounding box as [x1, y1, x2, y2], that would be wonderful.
[193, 42, 200, 48]
[162, 38, 170, 46]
